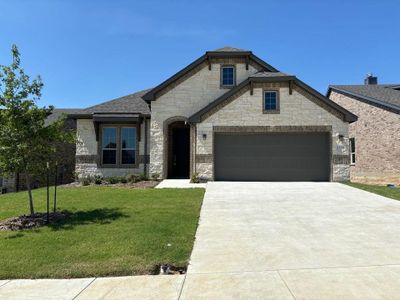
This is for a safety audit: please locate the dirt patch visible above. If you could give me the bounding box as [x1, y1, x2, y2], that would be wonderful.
[0, 212, 68, 231]
[152, 264, 187, 275]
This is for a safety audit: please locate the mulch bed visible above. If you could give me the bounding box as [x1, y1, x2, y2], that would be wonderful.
[62, 181, 160, 189]
[110, 181, 160, 189]
[0, 212, 68, 231]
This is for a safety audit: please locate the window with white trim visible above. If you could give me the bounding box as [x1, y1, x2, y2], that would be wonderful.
[350, 137, 356, 164]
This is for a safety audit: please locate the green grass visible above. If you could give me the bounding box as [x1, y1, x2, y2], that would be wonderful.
[0, 186, 204, 279]
[346, 182, 400, 201]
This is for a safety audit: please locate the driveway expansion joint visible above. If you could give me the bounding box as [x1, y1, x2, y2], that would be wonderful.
[0, 280, 11, 289]
[72, 277, 97, 300]
[278, 270, 297, 300]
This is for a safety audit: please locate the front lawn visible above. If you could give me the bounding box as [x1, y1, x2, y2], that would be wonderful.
[0, 186, 204, 279]
[346, 182, 400, 201]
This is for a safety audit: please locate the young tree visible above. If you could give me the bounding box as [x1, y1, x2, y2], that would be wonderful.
[0, 45, 74, 216]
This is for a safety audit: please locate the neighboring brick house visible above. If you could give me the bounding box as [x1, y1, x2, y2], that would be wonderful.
[73, 47, 357, 182]
[327, 75, 400, 185]
[0, 109, 79, 193]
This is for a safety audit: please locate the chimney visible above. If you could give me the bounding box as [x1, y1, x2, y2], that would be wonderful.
[364, 73, 378, 85]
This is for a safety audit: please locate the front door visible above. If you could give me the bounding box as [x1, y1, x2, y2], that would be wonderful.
[169, 124, 190, 178]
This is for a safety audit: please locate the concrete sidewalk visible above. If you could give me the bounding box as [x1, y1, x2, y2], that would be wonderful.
[0, 276, 185, 300]
[156, 179, 207, 189]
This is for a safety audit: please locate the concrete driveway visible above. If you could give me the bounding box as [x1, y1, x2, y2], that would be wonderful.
[181, 182, 400, 299]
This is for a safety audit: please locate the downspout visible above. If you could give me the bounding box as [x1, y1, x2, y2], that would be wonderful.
[194, 123, 197, 175]
[143, 117, 149, 176]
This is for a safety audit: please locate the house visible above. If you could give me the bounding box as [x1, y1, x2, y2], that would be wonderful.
[0, 109, 79, 193]
[72, 47, 357, 182]
[327, 75, 400, 185]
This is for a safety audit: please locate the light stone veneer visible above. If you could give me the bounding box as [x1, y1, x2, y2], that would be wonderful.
[75, 118, 149, 178]
[150, 61, 350, 181]
[150, 62, 258, 177]
[196, 85, 350, 181]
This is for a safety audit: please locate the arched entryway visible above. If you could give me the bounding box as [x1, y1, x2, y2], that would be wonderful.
[167, 121, 190, 178]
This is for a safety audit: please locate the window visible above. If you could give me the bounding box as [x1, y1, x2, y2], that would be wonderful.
[263, 90, 279, 113]
[101, 126, 137, 167]
[102, 127, 117, 165]
[350, 138, 356, 164]
[221, 66, 235, 87]
[121, 127, 136, 165]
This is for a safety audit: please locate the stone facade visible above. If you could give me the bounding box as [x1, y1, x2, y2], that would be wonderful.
[75, 118, 150, 178]
[195, 83, 350, 181]
[150, 61, 259, 177]
[329, 90, 400, 184]
[75, 52, 353, 183]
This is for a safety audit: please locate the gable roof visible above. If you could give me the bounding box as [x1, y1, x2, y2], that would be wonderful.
[189, 76, 358, 123]
[327, 85, 400, 114]
[142, 47, 279, 102]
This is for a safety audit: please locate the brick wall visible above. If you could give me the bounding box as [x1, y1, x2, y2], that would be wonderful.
[329, 90, 400, 184]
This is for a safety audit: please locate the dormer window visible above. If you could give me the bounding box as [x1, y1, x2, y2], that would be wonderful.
[221, 65, 235, 88]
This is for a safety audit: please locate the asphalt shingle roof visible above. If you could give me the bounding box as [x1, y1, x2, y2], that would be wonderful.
[84, 89, 151, 115]
[329, 84, 400, 111]
[249, 71, 291, 78]
[45, 108, 84, 125]
[213, 46, 248, 52]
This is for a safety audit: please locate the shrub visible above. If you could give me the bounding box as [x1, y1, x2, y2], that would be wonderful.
[106, 176, 121, 184]
[139, 173, 148, 181]
[94, 175, 103, 185]
[151, 173, 160, 181]
[127, 174, 140, 183]
[120, 177, 127, 184]
[191, 172, 200, 183]
[80, 176, 92, 186]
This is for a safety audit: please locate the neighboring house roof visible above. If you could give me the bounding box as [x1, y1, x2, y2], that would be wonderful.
[45, 108, 84, 125]
[142, 46, 279, 101]
[327, 85, 400, 114]
[189, 76, 358, 123]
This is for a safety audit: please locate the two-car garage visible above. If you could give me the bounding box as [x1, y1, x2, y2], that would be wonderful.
[214, 132, 331, 181]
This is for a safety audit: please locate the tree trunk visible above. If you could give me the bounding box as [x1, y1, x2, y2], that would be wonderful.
[25, 173, 34, 216]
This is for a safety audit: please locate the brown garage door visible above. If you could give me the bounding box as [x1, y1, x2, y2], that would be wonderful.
[214, 132, 330, 181]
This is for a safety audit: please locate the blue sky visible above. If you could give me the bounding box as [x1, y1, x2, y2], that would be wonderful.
[0, 0, 399, 108]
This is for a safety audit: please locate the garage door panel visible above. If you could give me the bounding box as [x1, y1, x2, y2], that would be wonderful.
[214, 133, 330, 181]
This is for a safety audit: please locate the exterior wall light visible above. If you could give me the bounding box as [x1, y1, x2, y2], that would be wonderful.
[202, 133, 207, 140]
